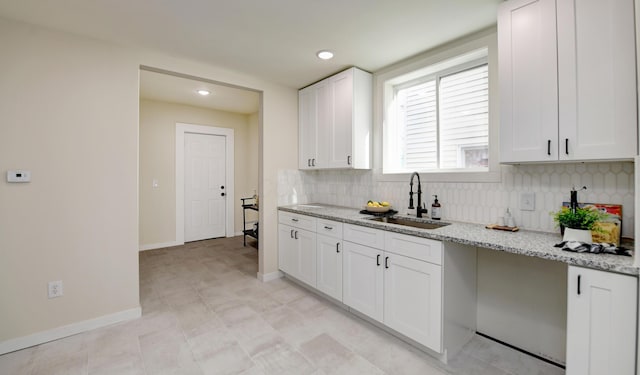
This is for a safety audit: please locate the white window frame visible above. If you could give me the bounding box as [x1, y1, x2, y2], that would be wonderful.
[373, 31, 500, 183]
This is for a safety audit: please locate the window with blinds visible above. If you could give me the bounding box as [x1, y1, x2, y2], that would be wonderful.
[390, 63, 489, 172]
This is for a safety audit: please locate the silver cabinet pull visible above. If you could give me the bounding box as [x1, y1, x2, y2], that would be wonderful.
[336, 243, 340, 253]
[294, 231, 298, 240]
[347, 155, 352, 165]
[290, 229, 294, 238]
[291, 218, 299, 222]
[324, 225, 333, 230]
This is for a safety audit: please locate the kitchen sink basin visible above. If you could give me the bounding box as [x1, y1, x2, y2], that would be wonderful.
[368, 216, 451, 230]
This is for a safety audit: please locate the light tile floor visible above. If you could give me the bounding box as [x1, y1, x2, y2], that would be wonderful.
[0, 236, 565, 375]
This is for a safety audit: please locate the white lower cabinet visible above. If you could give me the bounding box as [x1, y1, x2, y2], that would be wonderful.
[278, 213, 317, 288]
[296, 229, 317, 287]
[384, 252, 442, 353]
[342, 225, 444, 353]
[566, 266, 637, 375]
[278, 224, 297, 275]
[316, 233, 343, 301]
[278, 215, 478, 358]
[342, 240, 384, 322]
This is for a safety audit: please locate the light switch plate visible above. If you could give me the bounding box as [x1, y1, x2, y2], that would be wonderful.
[520, 192, 535, 211]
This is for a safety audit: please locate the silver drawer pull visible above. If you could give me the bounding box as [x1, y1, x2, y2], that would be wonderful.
[324, 226, 333, 230]
[291, 218, 299, 222]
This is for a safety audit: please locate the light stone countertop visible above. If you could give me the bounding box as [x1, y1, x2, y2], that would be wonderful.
[279, 203, 638, 276]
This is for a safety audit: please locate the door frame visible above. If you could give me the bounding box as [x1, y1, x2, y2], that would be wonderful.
[176, 123, 234, 244]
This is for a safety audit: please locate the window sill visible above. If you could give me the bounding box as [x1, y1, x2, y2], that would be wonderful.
[374, 169, 502, 183]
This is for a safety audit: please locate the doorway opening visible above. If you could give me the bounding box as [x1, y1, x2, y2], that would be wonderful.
[138, 66, 261, 252]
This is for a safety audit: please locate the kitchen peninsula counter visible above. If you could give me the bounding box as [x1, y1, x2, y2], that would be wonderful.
[279, 203, 638, 276]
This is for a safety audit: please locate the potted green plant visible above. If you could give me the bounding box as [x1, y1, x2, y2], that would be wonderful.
[552, 206, 607, 242]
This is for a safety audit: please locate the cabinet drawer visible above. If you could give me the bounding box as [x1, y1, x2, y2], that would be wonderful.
[344, 224, 385, 249]
[385, 232, 442, 265]
[279, 212, 316, 231]
[316, 219, 343, 239]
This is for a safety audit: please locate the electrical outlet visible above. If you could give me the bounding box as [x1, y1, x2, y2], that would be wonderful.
[48, 280, 63, 299]
[520, 192, 535, 211]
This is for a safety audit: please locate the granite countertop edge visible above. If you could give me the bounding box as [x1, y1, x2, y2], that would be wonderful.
[278, 204, 639, 276]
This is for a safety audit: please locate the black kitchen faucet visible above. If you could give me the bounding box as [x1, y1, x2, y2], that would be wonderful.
[408, 172, 428, 218]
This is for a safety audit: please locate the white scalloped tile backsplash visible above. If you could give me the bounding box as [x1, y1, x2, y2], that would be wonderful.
[278, 162, 635, 237]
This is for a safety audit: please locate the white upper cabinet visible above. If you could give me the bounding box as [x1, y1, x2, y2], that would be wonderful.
[298, 67, 372, 170]
[499, 0, 559, 162]
[499, 0, 637, 163]
[556, 0, 637, 160]
[299, 81, 322, 168]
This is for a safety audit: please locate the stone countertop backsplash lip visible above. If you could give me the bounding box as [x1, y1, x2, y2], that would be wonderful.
[279, 203, 639, 276]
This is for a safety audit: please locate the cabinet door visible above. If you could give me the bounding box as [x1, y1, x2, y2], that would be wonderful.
[498, 0, 559, 163]
[278, 224, 297, 275]
[328, 69, 354, 168]
[557, 0, 637, 160]
[299, 85, 319, 169]
[295, 228, 317, 288]
[315, 80, 331, 168]
[343, 241, 384, 322]
[566, 266, 637, 375]
[384, 253, 442, 353]
[316, 234, 342, 301]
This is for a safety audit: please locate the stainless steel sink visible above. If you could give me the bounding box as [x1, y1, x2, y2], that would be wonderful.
[368, 216, 450, 230]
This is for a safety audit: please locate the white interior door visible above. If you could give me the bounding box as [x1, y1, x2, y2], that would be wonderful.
[184, 133, 226, 242]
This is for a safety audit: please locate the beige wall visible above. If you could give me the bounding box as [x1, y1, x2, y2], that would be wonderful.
[0, 18, 140, 342]
[139, 99, 259, 246]
[245, 113, 260, 224]
[0, 15, 297, 348]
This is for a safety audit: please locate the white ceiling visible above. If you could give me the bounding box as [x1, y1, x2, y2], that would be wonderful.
[0, 0, 501, 89]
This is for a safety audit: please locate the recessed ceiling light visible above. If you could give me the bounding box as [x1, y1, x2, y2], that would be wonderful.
[197, 89, 211, 96]
[317, 50, 334, 60]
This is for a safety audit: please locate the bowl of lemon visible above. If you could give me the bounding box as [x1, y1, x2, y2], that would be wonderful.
[365, 200, 392, 213]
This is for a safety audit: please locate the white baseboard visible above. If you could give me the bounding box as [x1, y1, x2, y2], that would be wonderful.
[0, 307, 141, 355]
[257, 270, 283, 282]
[139, 241, 181, 251]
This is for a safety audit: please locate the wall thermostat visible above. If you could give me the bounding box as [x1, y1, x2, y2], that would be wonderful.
[7, 170, 31, 183]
